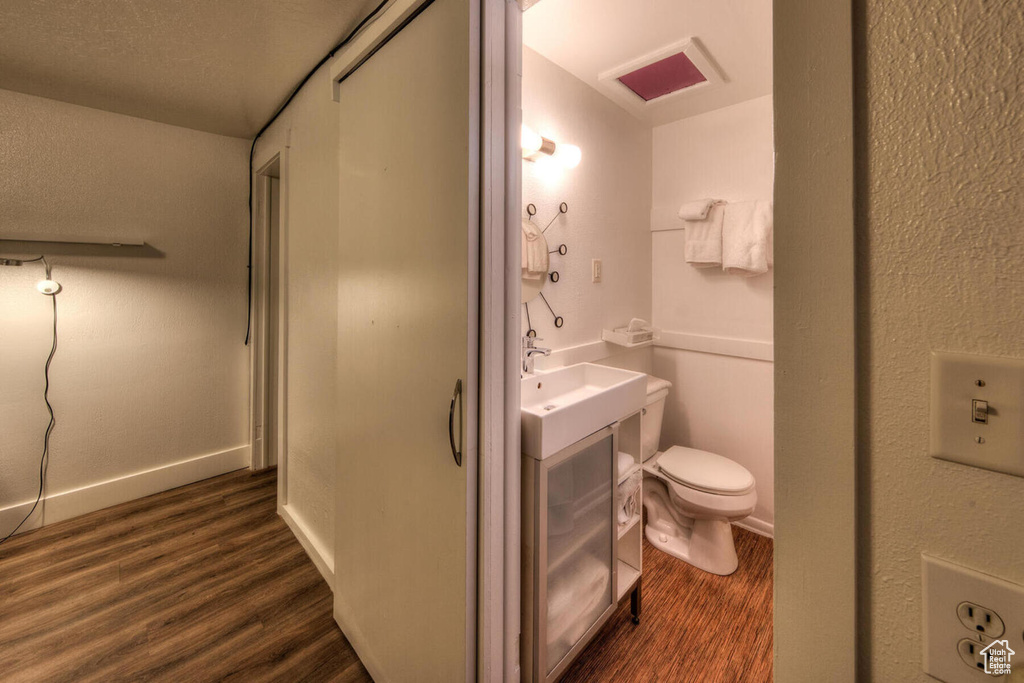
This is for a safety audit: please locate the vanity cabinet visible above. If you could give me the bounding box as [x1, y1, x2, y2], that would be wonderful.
[522, 412, 643, 683]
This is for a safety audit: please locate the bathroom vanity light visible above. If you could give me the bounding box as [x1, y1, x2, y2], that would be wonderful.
[521, 124, 582, 169]
[551, 142, 582, 169]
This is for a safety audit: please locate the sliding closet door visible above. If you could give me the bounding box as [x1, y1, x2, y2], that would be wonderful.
[333, 0, 478, 681]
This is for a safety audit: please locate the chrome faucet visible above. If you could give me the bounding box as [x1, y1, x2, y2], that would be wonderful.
[522, 336, 551, 375]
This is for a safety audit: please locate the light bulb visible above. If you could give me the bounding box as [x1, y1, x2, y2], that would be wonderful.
[552, 143, 582, 169]
[37, 279, 61, 295]
[521, 124, 543, 157]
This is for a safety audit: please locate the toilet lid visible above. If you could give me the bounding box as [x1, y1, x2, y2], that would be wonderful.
[657, 446, 755, 495]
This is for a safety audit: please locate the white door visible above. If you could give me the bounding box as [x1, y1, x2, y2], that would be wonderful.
[333, 0, 478, 681]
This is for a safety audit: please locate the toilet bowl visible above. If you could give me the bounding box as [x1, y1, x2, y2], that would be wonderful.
[641, 376, 757, 576]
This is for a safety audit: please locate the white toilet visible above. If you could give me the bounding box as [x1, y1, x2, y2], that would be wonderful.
[641, 376, 757, 576]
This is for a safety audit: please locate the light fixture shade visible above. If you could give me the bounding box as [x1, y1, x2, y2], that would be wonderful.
[521, 124, 543, 156]
[37, 279, 61, 295]
[552, 143, 582, 169]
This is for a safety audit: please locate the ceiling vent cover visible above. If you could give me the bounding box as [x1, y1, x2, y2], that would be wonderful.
[597, 38, 725, 121]
[617, 51, 707, 101]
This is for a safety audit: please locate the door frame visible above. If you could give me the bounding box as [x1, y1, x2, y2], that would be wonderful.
[249, 151, 288, 489]
[772, 1, 856, 680]
[479, 0, 522, 681]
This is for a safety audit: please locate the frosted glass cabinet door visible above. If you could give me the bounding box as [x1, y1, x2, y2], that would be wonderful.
[544, 433, 614, 674]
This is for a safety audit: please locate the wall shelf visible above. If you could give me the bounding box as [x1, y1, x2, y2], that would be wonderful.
[602, 328, 657, 349]
[1, 235, 146, 247]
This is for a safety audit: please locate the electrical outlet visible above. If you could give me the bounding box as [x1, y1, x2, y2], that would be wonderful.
[957, 639, 997, 676]
[958, 601, 1006, 638]
[923, 554, 1024, 682]
[592, 259, 602, 283]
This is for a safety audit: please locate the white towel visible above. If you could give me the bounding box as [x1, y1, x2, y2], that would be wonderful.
[683, 202, 725, 268]
[677, 198, 720, 221]
[521, 219, 548, 280]
[722, 200, 773, 276]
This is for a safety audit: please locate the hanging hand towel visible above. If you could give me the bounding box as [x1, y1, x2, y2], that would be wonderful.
[683, 202, 725, 268]
[722, 200, 773, 276]
[521, 219, 548, 280]
[677, 198, 720, 221]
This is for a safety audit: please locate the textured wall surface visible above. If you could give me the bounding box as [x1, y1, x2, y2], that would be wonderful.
[521, 47, 652, 348]
[254, 65, 339, 564]
[0, 89, 250, 521]
[858, 1, 1024, 679]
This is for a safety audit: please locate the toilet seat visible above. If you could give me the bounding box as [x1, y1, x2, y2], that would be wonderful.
[657, 446, 755, 496]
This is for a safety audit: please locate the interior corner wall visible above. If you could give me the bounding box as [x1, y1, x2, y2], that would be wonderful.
[521, 47, 652, 352]
[858, 3, 1024, 680]
[253, 64, 338, 576]
[0, 88, 251, 534]
[650, 95, 775, 533]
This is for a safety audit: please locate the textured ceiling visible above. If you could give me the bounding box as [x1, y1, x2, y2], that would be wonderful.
[524, 0, 772, 126]
[0, 0, 379, 139]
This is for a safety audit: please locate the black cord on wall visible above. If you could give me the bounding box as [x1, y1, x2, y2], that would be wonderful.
[245, 0, 392, 345]
[0, 278, 58, 547]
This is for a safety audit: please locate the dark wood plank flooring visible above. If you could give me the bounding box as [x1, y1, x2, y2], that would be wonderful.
[0, 468, 372, 683]
[561, 527, 773, 683]
[1, 468, 771, 682]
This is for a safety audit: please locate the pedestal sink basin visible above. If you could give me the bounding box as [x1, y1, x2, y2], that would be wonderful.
[521, 363, 647, 460]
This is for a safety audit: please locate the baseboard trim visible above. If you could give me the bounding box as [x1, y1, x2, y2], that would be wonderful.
[0, 445, 251, 536]
[279, 503, 335, 588]
[734, 516, 774, 539]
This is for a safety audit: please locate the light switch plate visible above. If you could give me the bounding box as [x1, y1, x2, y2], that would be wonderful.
[930, 351, 1024, 478]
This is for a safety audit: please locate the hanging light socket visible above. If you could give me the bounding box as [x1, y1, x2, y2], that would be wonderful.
[37, 279, 61, 295]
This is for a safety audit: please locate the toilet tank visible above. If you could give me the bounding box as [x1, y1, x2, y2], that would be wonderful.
[642, 376, 672, 461]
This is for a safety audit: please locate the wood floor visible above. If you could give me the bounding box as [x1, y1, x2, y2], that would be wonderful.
[0, 468, 772, 683]
[561, 527, 774, 683]
[0, 468, 372, 683]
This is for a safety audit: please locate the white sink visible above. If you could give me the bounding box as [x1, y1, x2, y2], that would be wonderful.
[521, 363, 647, 460]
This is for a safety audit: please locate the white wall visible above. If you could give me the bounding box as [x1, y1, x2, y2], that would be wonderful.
[521, 47, 652, 349]
[252, 65, 339, 580]
[651, 95, 775, 341]
[650, 95, 775, 533]
[0, 89, 251, 533]
[856, 2, 1024, 680]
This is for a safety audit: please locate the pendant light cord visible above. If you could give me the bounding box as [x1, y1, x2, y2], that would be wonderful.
[0, 291, 58, 546]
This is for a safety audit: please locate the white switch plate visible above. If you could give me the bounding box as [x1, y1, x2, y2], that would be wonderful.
[923, 554, 1024, 682]
[930, 351, 1024, 478]
[592, 258, 602, 283]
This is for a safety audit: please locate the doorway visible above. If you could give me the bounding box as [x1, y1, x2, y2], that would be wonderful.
[251, 154, 285, 478]
[514, 0, 777, 679]
[505, 1, 857, 681]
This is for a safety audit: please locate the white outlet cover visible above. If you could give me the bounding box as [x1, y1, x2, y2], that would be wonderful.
[922, 554, 1024, 682]
[930, 351, 1024, 478]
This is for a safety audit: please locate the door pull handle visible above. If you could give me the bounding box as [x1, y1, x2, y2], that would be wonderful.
[449, 378, 463, 467]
